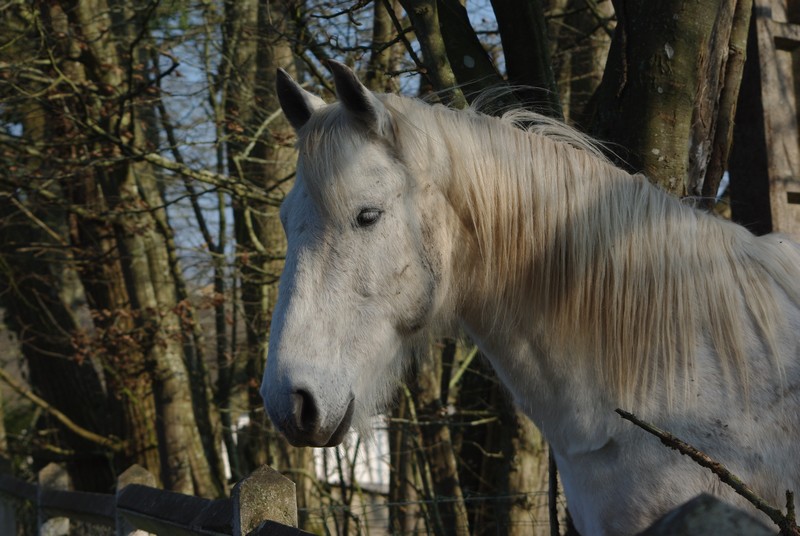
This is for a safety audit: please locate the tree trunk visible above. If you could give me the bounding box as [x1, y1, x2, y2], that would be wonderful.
[410, 342, 470, 536]
[504, 411, 550, 535]
[492, 0, 562, 114]
[437, 0, 503, 95]
[701, 0, 752, 207]
[399, 0, 468, 106]
[223, 0, 321, 527]
[367, 0, 403, 93]
[590, 0, 751, 198]
[388, 393, 425, 533]
[552, 0, 615, 124]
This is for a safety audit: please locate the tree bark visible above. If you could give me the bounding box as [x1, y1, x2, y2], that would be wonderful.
[367, 0, 403, 93]
[590, 0, 750, 198]
[437, 0, 504, 97]
[410, 342, 470, 536]
[492, 0, 563, 115]
[552, 0, 615, 123]
[702, 0, 753, 207]
[399, 0, 468, 106]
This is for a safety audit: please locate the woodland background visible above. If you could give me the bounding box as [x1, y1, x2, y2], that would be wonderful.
[0, 0, 781, 534]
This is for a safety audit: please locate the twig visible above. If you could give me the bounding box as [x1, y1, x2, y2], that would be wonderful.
[381, 0, 432, 85]
[0, 368, 127, 452]
[447, 345, 478, 390]
[616, 408, 800, 535]
[0, 130, 277, 206]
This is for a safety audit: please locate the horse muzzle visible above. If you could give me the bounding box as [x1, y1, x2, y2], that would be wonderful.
[267, 388, 356, 447]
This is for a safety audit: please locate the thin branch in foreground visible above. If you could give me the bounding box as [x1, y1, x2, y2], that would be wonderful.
[616, 408, 800, 536]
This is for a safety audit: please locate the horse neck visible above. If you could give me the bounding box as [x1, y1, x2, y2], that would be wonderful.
[394, 103, 800, 461]
[415, 108, 712, 412]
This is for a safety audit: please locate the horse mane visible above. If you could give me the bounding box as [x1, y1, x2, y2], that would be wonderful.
[299, 90, 800, 407]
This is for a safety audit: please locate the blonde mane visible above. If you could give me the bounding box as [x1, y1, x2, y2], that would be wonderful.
[299, 92, 800, 407]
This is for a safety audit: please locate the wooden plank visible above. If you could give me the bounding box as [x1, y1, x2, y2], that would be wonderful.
[39, 488, 115, 527]
[247, 520, 314, 536]
[190, 497, 233, 534]
[1, 464, 306, 536]
[0, 474, 36, 502]
[118, 510, 219, 536]
[754, 0, 800, 240]
[769, 20, 800, 49]
[117, 484, 230, 536]
[0, 466, 26, 536]
[0, 498, 16, 536]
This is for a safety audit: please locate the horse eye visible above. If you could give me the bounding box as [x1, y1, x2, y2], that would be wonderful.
[356, 208, 382, 227]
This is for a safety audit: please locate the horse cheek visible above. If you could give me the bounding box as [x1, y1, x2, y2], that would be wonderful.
[393, 225, 443, 335]
[393, 270, 435, 334]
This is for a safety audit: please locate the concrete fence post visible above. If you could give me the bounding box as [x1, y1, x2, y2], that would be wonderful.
[115, 464, 157, 536]
[37, 463, 69, 536]
[232, 465, 297, 535]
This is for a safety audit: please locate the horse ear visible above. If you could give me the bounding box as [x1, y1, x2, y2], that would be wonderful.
[327, 60, 391, 136]
[276, 68, 325, 131]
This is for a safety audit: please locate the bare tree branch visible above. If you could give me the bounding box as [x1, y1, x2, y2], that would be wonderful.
[617, 408, 800, 535]
[0, 367, 127, 452]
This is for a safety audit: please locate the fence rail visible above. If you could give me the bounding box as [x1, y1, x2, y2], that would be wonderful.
[0, 461, 312, 536]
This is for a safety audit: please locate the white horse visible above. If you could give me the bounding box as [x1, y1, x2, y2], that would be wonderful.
[263, 61, 800, 535]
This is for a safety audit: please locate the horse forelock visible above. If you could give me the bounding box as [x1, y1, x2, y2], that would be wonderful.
[291, 104, 357, 218]
[296, 88, 799, 408]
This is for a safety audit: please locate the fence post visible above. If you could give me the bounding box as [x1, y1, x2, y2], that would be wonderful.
[38, 463, 69, 536]
[115, 464, 157, 536]
[232, 465, 297, 535]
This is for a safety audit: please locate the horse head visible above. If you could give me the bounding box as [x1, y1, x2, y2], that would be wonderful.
[262, 63, 457, 447]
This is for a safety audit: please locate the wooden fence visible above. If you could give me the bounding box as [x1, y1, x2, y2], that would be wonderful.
[0, 460, 313, 535]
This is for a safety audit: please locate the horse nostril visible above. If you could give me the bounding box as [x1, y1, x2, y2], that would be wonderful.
[291, 389, 319, 432]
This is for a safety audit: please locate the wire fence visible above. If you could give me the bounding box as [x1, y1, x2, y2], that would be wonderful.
[295, 483, 567, 535]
